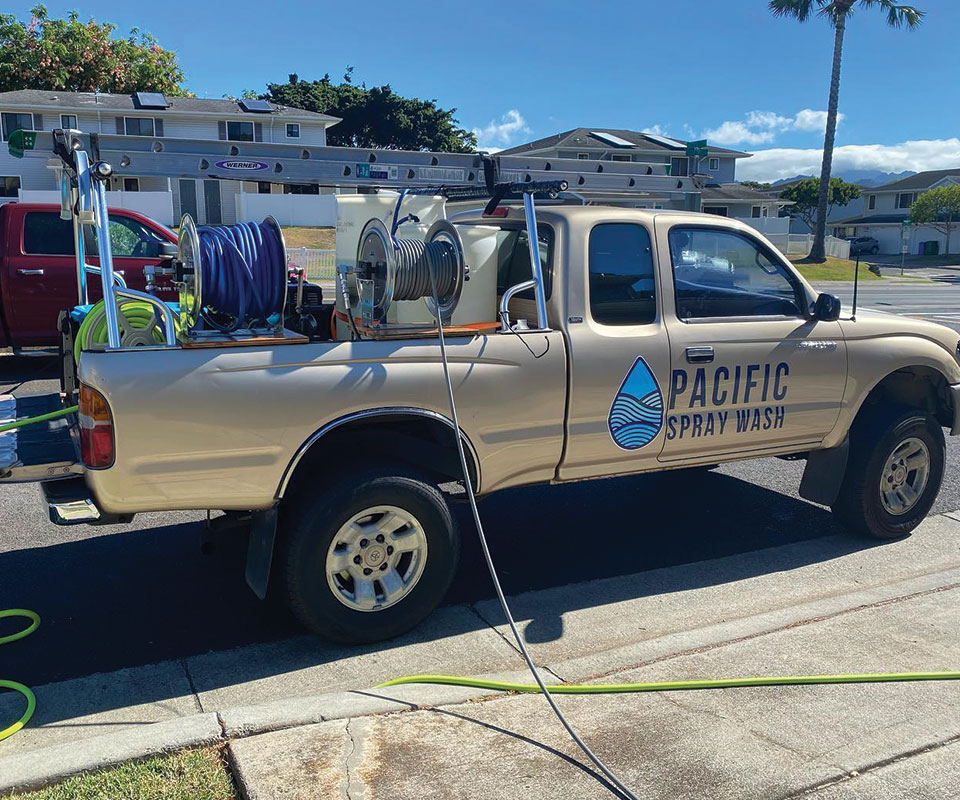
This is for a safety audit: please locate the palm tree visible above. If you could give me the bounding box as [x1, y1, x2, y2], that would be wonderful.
[769, 1, 924, 261]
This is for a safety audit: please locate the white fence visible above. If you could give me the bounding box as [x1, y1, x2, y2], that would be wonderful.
[765, 233, 851, 260]
[287, 247, 337, 280]
[740, 216, 791, 236]
[235, 193, 337, 227]
[18, 189, 175, 226]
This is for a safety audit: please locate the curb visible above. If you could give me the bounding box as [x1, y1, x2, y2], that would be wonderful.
[2, 562, 959, 794]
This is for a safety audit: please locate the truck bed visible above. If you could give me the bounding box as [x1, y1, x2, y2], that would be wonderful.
[0, 392, 81, 483]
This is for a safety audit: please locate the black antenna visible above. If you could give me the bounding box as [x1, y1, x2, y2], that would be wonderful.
[851, 250, 861, 321]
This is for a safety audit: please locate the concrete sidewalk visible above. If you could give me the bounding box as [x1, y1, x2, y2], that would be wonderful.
[1, 514, 959, 795]
[229, 580, 960, 799]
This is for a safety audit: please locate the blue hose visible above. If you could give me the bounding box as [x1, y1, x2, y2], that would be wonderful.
[196, 221, 286, 332]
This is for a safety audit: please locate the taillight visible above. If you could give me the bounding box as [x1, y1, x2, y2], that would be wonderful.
[79, 384, 115, 469]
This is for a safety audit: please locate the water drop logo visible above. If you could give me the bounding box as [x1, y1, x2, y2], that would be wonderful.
[608, 357, 664, 450]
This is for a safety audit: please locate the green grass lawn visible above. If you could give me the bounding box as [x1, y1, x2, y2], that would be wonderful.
[789, 255, 882, 282]
[281, 226, 335, 250]
[13, 748, 235, 800]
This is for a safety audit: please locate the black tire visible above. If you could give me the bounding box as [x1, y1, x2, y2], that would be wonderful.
[831, 406, 945, 540]
[870, 246, 879, 255]
[279, 469, 460, 643]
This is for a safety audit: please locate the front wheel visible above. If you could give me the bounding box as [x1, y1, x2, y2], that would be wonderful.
[832, 407, 945, 540]
[279, 469, 460, 643]
[870, 246, 880, 255]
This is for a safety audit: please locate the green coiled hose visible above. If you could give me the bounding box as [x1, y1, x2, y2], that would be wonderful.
[0, 609, 39, 743]
[74, 299, 180, 363]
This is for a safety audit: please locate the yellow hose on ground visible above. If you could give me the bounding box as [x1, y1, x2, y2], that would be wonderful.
[0, 609, 39, 743]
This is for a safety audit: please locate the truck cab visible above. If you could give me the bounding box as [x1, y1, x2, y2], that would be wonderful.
[0, 203, 177, 347]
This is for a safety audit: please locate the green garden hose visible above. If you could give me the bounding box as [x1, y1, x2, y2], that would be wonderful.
[0, 609, 39, 743]
[0, 406, 78, 435]
[378, 670, 960, 694]
[74, 299, 180, 363]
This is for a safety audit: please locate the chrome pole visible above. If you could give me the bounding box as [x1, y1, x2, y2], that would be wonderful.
[522, 192, 549, 330]
[72, 214, 88, 306]
[91, 173, 121, 349]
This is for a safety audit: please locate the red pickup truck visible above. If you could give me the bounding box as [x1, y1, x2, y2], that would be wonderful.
[0, 202, 177, 348]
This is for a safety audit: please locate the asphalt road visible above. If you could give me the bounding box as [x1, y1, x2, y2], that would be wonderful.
[825, 270, 960, 331]
[1, 280, 959, 688]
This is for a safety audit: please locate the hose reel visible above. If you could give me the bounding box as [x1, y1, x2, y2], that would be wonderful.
[176, 214, 287, 337]
[74, 299, 183, 362]
[355, 218, 465, 326]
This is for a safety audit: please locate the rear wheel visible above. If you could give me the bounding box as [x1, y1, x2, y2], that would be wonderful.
[279, 469, 460, 643]
[870, 245, 879, 255]
[832, 407, 944, 540]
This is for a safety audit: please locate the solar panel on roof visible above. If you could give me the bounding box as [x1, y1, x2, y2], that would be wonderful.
[641, 133, 686, 150]
[589, 131, 634, 148]
[239, 99, 273, 113]
[134, 91, 168, 109]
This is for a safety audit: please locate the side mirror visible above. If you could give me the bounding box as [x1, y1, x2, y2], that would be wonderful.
[157, 241, 178, 261]
[813, 293, 841, 322]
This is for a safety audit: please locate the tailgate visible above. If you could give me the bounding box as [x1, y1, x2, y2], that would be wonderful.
[0, 392, 82, 483]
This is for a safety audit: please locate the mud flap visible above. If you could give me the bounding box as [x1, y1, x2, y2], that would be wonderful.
[245, 506, 278, 600]
[799, 438, 849, 506]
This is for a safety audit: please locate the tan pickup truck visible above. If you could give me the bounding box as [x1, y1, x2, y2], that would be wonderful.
[5, 201, 960, 644]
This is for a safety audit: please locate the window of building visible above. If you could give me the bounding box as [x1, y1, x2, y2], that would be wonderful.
[122, 177, 140, 192]
[897, 192, 916, 209]
[283, 183, 320, 195]
[124, 117, 155, 136]
[669, 157, 689, 177]
[610, 154, 632, 162]
[702, 206, 728, 217]
[1, 112, 36, 142]
[227, 121, 255, 142]
[751, 206, 769, 218]
[286, 123, 300, 138]
[868, 194, 877, 210]
[669, 227, 804, 320]
[588, 223, 656, 326]
[60, 114, 78, 130]
[708, 157, 720, 171]
[0, 176, 20, 198]
[257, 181, 272, 194]
[577, 153, 589, 160]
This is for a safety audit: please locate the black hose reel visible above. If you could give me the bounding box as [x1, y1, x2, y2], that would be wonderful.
[355, 218, 466, 327]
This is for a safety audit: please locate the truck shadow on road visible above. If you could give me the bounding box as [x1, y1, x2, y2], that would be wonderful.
[0, 467, 886, 731]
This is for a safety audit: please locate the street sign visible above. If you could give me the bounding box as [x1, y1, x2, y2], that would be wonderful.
[686, 139, 708, 158]
[7, 129, 36, 159]
[902, 242, 910, 254]
[902, 218, 913, 227]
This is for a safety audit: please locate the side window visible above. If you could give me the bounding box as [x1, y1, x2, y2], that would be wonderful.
[91, 216, 165, 258]
[495, 226, 553, 300]
[588, 223, 656, 326]
[669, 227, 804, 320]
[22, 212, 74, 255]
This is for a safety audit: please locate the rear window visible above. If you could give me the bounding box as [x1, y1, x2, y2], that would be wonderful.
[23, 212, 75, 255]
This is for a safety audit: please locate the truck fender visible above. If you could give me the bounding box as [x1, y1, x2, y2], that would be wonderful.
[799, 437, 849, 506]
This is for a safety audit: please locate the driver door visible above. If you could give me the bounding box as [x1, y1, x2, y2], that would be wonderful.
[657, 221, 847, 462]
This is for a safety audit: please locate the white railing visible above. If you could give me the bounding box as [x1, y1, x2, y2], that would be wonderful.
[765, 233, 851, 260]
[740, 216, 791, 235]
[236, 193, 337, 227]
[18, 189, 175, 226]
[287, 247, 337, 280]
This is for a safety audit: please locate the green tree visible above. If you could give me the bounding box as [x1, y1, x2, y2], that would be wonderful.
[780, 176, 862, 231]
[909, 185, 960, 255]
[740, 180, 773, 190]
[260, 72, 477, 152]
[0, 5, 188, 95]
[770, 0, 923, 261]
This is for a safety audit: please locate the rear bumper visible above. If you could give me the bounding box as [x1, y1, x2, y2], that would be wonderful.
[42, 476, 133, 526]
[951, 383, 960, 436]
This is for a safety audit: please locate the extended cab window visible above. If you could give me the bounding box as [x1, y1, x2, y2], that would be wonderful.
[669, 227, 804, 320]
[23, 212, 77, 256]
[588, 223, 656, 325]
[495, 226, 553, 300]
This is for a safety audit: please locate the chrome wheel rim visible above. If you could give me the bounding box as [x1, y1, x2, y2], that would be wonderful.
[325, 505, 428, 612]
[879, 437, 930, 516]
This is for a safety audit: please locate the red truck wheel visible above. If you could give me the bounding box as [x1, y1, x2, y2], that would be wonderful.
[278, 469, 460, 643]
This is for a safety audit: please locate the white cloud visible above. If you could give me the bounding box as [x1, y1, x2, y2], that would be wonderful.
[702, 108, 841, 146]
[471, 109, 531, 149]
[645, 124, 671, 137]
[737, 138, 960, 182]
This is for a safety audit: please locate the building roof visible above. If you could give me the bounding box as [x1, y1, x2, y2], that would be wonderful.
[497, 128, 749, 158]
[702, 184, 791, 203]
[0, 89, 340, 123]
[832, 212, 909, 226]
[871, 168, 960, 192]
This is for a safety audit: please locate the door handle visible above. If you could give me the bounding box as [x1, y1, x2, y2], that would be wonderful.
[17, 269, 44, 276]
[685, 346, 714, 364]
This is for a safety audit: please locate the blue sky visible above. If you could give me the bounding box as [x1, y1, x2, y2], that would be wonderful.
[28, 0, 960, 181]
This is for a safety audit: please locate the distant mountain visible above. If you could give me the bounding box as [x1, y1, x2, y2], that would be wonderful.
[770, 170, 916, 188]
